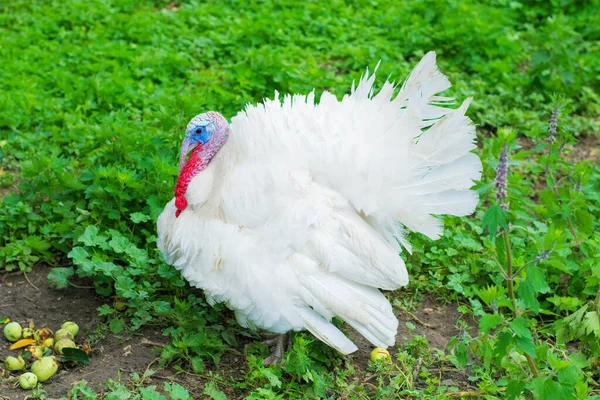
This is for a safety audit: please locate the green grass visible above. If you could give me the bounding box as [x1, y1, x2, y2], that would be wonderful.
[1, 0, 599, 399]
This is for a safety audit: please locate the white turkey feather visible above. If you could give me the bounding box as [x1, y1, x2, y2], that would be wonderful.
[157, 51, 482, 355]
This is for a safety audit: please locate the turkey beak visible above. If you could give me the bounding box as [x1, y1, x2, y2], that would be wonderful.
[179, 138, 198, 175]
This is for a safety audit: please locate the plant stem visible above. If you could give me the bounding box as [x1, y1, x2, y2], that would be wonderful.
[552, 183, 579, 245]
[503, 231, 518, 317]
[67, 280, 95, 289]
[503, 229, 540, 378]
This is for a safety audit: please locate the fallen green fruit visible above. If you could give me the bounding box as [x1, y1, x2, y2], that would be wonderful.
[3, 321, 22, 342]
[19, 372, 38, 389]
[22, 327, 34, 339]
[61, 321, 79, 337]
[370, 347, 391, 362]
[31, 356, 58, 382]
[55, 338, 77, 355]
[5, 355, 25, 371]
[54, 328, 74, 343]
[113, 299, 127, 311]
[25, 345, 45, 359]
[43, 337, 55, 348]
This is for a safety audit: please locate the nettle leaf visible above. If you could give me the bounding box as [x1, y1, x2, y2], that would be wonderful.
[48, 267, 74, 289]
[525, 265, 550, 293]
[476, 285, 507, 306]
[510, 317, 532, 339]
[482, 205, 508, 239]
[505, 379, 526, 400]
[493, 332, 513, 360]
[557, 365, 580, 387]
[190, 356, 205, 372]
[479, 313, 503, 334]
[530, 377, 574, 400]
[261, 369, 282, 388]
[517, 281, 540, 313]
[583, 311, 600, 337]
[514, 335, 536, 356]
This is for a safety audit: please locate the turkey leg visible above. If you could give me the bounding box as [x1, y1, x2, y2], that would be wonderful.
[262, 333, 290, 365]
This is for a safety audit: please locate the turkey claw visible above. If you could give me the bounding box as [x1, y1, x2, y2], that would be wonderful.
[262, 333, 289, 366]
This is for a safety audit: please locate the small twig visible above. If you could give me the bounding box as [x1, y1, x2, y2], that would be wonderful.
[67, 280, 95, 289]
[23, 293, 41, 303]
[403, 310, 438, 329]
[140, 338, 166, 348]
[491, 257, 509, 279]
[149, 374, 188, 385]
[446, 390, 488, 398]
[139, 357, 161, 385]
[23, 271, 40, 292]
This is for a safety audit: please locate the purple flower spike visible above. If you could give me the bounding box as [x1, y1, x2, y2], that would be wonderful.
[495, 145, 509, 210]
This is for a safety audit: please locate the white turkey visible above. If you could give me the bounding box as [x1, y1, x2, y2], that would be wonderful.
[157, 52, 481, 364]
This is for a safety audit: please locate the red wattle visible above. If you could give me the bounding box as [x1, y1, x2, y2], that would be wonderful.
[174, 144, 204, 217]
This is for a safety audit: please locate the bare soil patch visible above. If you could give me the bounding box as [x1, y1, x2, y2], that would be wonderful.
[519, 134, 600, 164]
[0, 267, 167, 400]
[1, 267, 473, 399]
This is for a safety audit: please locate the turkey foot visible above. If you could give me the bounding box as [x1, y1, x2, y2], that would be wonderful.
[262, 333, 290, 366]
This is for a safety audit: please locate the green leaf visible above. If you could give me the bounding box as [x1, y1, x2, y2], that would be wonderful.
[191, 356, 205, 372]
[78, 225, 107, 248]
[514, 335, 536, 357]
[531, 377, 555, 400]
[203, 382, 227, 400]
[48, 267, 74, 289]
[493, 332, 513, 360]
[62, 347, 90, 364]
[583, 311, 600, 336]
[510, 317, 532, 339]
[525, 265, 550, 293]
[261, 369, 283, 388]
[482, 205, 508, 239]
[506, 379, 526, 400]
[517, 281, 540, 313]
[109, 235, 130, 254]
[130, 212, 151, 224]
[115, 276, 137, 298]
[68, 247, 89, 265]
[558, 365, 580, 387]
[479, 313, 503, 334]
[221, 331, 237, 347]
[110, 318, 125, 334]
[165, 383, 192, 400]
[140, 387, 167, 400]
[405, 321, 416, 330]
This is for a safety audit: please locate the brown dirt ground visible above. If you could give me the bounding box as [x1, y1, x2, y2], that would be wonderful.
[518, 134, 600, 164]
[0, 267, 473, 399]
[0, 267, 170, 400]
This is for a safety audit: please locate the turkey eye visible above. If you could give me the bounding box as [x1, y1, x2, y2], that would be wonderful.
[195, 127, 203, 135]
